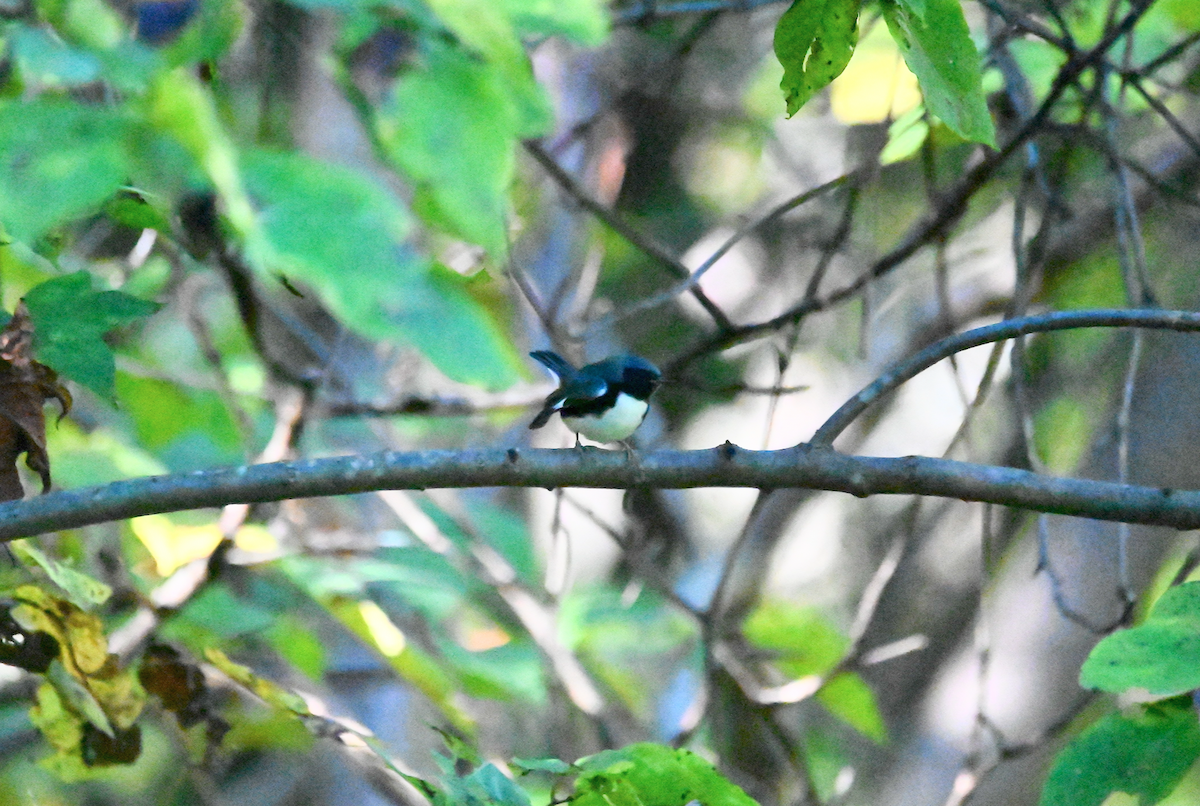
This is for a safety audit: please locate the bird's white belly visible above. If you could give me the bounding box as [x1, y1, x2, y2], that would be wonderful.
[562, 392, 649, 443]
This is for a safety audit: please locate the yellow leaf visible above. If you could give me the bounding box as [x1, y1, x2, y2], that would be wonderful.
[131, 514, 223, 576]
[233, 523, 278, 554]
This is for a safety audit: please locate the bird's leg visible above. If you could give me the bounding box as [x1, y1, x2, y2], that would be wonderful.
[620, 440, 645, 484]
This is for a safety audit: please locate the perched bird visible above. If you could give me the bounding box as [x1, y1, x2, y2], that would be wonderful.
[528, 351, 662, 445]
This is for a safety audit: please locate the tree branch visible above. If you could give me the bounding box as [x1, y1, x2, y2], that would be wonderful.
[5, 445, 1200, 540]
[812, 308, 1200, 445]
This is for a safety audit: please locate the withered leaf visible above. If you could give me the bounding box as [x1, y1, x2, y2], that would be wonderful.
[0, 303, 71, 501]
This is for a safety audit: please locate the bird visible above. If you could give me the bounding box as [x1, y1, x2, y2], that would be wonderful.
[528, 351, 662, 446]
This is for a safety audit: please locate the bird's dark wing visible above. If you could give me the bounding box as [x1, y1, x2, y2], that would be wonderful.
[528, 375, 608, 429]
[559, 375, 608, 406]
[529, 393, 564, 429]
[530, 350, 575, 380]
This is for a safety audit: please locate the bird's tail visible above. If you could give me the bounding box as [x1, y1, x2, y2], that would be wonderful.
[529, 350, 575, 380]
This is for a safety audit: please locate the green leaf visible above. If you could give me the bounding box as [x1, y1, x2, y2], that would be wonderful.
[393, 265, 524, 389]
[881, 0, 997, 147]
[880, 105, 930, 164]
[10, 25, 102, 87]
[774, 0, 861, 117]
[572, 743, 758, 806]
[115, 373, 243, 469]
[1038, 698, 1200, 806]
[378, 39, 537, 256]
[743, 601, 847, 674]
[744, 601, 886, 741]
[265, 615, 327, 681]
[439, 637, 546, 704]
[205, 647, 311, 715]
[895, 0, 926, 19]
[464, 502, 538, 585]
[495, 0, 609, 45]
[241, 151, 519, 388]
[23, 272, 161, 402]
[421, 0, 552, 136]
[0, 101, 133, 244]
[1081, 581, 1200, 696]
[241, 149, 423, 330]
[146, 68, 257, 236]
[104, 193, 172, 233]
[180, 583, 274, 638]
[45, 660, 113, 737]
[471, 763, 532, 806]
[40, 0, 125, 50]
[817, 672, 888, 743]
[11, 541, 112, 609]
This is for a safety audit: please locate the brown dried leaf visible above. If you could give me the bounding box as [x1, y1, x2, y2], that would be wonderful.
[0, 304, 71, 500]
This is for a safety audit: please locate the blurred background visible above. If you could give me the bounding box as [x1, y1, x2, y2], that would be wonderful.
[1, 0, 1200, 804]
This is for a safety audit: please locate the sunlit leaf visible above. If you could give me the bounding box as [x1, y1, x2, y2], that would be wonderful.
[11, 540, 112, 608]
[830, 22, 920, 125]
[881, 0, 996, 146]
[378, 39, 538, 256]
[11, 585, 145, 767]
[817, 672, 887, 743]
[40, 0, 125, 50]
[880, 105, 930, 164]
[573, 743, 758, 806]
[130, 514, 224, 577]
[28, 682, 88, 779]
[774, 0, 861, 117]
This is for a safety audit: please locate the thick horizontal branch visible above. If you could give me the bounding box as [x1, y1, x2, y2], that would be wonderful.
[0, 446, 1197, 540]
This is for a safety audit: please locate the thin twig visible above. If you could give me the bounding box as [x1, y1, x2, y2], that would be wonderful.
[601, 175, 853, 326]
[524, 140, 734, 331]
